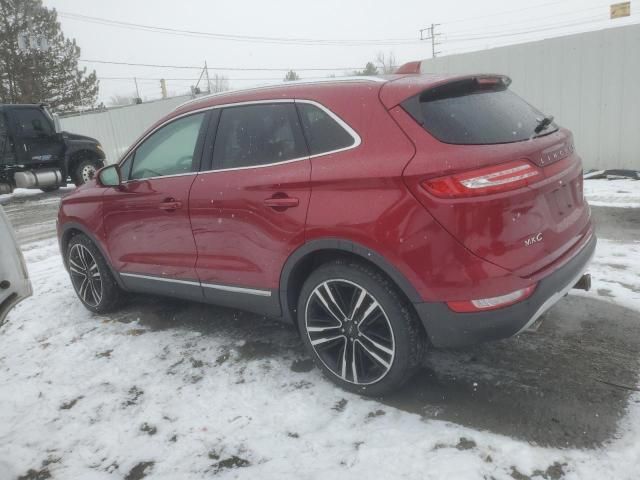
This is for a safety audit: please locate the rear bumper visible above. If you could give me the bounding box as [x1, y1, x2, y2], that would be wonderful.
[414, 233, 597, 348]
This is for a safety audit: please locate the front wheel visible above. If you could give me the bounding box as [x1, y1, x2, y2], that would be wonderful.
[66, 234, 124, 313]
[297, 259, 426, 396]
[73, 158, 102, 186]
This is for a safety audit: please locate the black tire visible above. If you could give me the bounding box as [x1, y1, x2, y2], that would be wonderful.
[72, 158, 102, 186]
[66, 234, 125, 313]
[40, 186, 60, 193]
[297, 259, 426, 396]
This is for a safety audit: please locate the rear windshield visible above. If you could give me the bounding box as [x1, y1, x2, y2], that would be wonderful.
[401, 77, 557, 145]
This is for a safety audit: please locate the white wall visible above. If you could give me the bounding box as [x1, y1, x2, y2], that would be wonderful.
[58, 95, 192, 164]
[421, 23, 640, 171]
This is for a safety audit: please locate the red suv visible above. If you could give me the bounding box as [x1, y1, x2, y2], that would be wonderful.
[57, 72, 595, 395]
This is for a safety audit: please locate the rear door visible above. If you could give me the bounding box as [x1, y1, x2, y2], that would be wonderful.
[396, 77, 591, 276]
[189, 102, 310, 314]
[102, 111, 209, 297]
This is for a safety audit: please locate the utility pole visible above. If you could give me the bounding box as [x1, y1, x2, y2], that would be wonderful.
[204, 61, 211, 94]
[134, 77, 142, 104]
[419, 23, 441, 58]
[160, 78, 167, 99]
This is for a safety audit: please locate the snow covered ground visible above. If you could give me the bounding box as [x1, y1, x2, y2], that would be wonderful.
[0, 181, 639, 479]
[583, 178, 640, 208]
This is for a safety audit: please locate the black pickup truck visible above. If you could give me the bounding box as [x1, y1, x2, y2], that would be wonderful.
[0, 104, 105, 194]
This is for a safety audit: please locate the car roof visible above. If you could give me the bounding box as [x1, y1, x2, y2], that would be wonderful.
[171, 73, 476, 116]
[0, 104, 46, 109]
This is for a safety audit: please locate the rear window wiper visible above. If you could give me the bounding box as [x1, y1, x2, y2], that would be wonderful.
[534, 115, 554, 134]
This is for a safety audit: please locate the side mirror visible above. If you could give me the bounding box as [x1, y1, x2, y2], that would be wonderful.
[97, 164, 121, 187]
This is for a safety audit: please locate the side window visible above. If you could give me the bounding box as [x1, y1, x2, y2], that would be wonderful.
[130, 112, 205, 180]
[13, 108, 54, 137]
[296, 103, 356, 156]
[212, 103, 307, 170]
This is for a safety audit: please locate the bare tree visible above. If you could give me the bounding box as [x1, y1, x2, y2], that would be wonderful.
[284, 70, 300, 81]
[210, 74, 230, 93]
[376, 52, 397, 74]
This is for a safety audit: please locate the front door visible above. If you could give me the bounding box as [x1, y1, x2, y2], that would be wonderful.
[102, 111, 209, 298]
[10, 107, 63, 165]
[189, 102, 311, 315]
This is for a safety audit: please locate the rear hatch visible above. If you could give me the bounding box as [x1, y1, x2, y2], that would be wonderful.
[391, 75, 591, 277]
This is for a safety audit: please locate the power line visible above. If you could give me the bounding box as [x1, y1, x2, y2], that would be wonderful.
[444, 15, 637, 43]
[440, 0, 572, 25]
[445, 3, 612, 36]
[79, 58, 363, 71]
[59, 11, 420, 46]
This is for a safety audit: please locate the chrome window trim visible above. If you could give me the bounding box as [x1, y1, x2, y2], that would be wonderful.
[118, 98, 361, 181]
[120, 272, 272, 297]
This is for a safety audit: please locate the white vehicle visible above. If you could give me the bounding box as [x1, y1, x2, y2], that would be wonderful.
[0, 205, 31, 323]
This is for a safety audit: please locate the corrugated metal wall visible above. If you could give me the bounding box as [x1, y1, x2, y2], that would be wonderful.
[421, 23, 640, 171]
[58, 95, 192, 164]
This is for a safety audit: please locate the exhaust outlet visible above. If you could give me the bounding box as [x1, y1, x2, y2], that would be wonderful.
[14, 169, 63, 189]
[573, 273, 591, 292]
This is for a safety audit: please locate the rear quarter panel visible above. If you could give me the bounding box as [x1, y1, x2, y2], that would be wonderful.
[304, 89, 524, 302]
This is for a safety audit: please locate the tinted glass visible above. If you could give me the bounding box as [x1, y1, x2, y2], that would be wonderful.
[402, 79, 557, 145]
[130, 113, 205, 180]
[13, 108, 54, 137]
[297, 103, 355, 155]
[213, 103, 306, 169]
[119, 154, 133, 181]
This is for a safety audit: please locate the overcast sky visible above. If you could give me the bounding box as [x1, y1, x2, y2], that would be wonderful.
[41, 0, 638, 104]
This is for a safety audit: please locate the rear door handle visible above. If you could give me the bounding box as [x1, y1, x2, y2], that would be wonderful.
[158, 198, 183, 211]
[263, 196, 299, 209]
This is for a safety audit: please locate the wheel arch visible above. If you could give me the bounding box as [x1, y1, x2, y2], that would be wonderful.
[60, 222, 126, 289]
[64, 148, 105, 177]
[279, 239, 422, 325]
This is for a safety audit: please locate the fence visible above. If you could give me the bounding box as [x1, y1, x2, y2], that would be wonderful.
[421, 23, 640, 171]
[58, 95, 193, 164]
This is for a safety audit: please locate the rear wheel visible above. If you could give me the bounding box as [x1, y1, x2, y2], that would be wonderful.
[297, 259, 425, 396]
[72, 158, 102, 186]
[66, 234, 124, 313]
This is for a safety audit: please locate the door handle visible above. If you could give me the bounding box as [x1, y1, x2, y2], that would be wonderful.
[158, 198, 183, 211]
[263, 196, 299, 209]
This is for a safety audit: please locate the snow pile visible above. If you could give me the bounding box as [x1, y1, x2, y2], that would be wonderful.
[1, 236, 639, 479]
[584, 179, 640, 208]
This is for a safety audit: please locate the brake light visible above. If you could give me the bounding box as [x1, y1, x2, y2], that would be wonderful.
[447, 284, 537, 313]
[422, 160, 542, 198]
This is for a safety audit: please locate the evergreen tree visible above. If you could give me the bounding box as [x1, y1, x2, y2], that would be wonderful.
[354, 62, 379, 76]
[284, 70, 300, 81]
[0, 0, 99, 112]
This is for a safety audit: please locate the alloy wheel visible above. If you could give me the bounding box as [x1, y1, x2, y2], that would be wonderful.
[305, 279, 395, 385]
[68, 244, 103, 307]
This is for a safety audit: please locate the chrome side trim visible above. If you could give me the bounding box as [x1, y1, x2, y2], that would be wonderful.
[119, 99, 361, 179]
[202, 283, 272, 297]
[120, 272, 200, 287]
[119, 272, 271, 297]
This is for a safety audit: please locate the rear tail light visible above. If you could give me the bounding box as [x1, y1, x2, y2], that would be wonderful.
[447, 284, 537, 313]
[422, 160, 542, 198]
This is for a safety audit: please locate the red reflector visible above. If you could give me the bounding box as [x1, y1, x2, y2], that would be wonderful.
[423, 160, 542, 198]
[447, 284, 537, 313]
